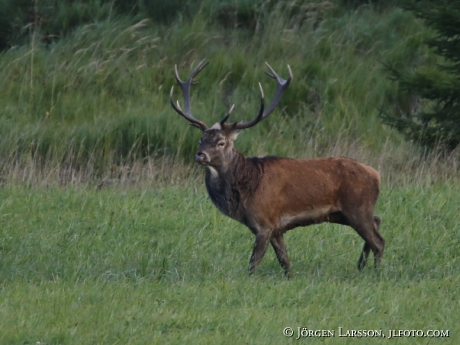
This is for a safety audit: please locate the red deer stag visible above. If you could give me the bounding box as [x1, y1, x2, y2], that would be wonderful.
[170, 60, 384, 276]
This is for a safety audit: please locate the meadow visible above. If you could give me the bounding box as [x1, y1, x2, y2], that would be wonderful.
[0, 183, 459, 344]
[0, 0, 459, 344]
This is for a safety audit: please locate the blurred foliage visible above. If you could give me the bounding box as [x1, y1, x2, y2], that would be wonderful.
[0, 0, 440, 172]
[0, 0, 394, 50]
[382, 0, 460, 150]
[0, 0, 204, 49]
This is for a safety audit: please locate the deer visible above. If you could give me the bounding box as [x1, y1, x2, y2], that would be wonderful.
[169, 60, 385, 276]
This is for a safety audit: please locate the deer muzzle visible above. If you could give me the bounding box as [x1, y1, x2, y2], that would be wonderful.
[195, 150, 210, 165]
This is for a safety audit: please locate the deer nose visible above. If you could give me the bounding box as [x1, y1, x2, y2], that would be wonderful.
[195, 150, 209, 164]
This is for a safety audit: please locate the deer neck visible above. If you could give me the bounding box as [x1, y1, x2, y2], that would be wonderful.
[204, 150, 254, 220]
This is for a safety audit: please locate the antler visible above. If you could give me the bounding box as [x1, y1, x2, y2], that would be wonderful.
[170, 61, 292, 132]
[222, 62, 293, 131]
[169, 59, 209, 131]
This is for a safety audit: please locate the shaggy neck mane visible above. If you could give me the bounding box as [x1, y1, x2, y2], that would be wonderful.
[204, 150, 264, 221]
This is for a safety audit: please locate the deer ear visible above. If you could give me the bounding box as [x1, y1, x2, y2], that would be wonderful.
[229, 129, 241, 141]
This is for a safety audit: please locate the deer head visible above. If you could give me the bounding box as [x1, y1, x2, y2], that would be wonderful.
[169, 60, 292, 169]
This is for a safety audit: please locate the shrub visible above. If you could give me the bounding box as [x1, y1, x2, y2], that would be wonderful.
[382, 0, 460, 150]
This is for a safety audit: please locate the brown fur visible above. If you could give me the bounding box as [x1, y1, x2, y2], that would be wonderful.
[197, 129, 384, 276]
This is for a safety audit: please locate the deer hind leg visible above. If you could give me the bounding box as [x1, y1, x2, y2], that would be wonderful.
[355, 216, 385, 270]
[358, 242, 370, 270]
[371, 216, 384, 267]
[270, 234, 291, 277]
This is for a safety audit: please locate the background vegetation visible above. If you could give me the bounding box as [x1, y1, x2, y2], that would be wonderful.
[0, 0, 457, 184]
[382, 0, 460, 150]
[0, 0, 459, 344]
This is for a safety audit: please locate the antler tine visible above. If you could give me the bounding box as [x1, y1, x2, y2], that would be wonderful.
[219, 104, 235, 126]
[170, 60, 209, 131]
[265, 62, 293, 81]
[260, 62, 292, 118]
[229, 63, 292, 131]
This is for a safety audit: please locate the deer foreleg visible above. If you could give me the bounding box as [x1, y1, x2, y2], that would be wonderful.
[249, 232, 271, 274]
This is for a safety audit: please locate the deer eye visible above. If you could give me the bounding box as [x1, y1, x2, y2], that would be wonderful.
[217, 141, 225, 147]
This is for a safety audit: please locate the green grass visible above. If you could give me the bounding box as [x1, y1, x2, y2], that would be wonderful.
[0, 182, 459, 344]
[1, 2, 456, 188]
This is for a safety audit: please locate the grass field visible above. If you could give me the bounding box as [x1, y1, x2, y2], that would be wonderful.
[0, 1, 459, 344]
[0, 181, 458, 344]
